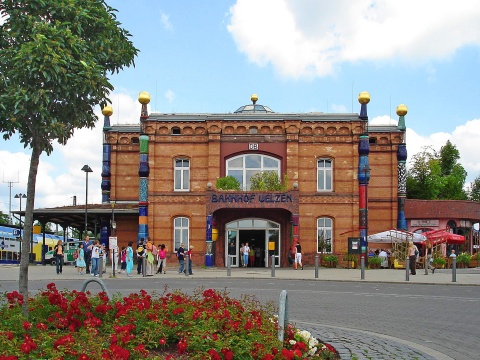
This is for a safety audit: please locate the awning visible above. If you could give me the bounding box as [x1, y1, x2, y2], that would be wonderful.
[423, 230, 465, 245]
[367, 229, 427, 243]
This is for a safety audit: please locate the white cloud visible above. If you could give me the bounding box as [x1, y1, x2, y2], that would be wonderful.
[160, 12, 173, 31]
[165, 89, 175, 103]
[370, 115, 397, 126]
[227, 0, 480, 79]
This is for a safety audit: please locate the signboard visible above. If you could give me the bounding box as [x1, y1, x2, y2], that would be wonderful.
[13, 229, 21, 236]
[109, 237, 118, 249]
[411, 220, 439, 227]
[348, 237, 361, 254]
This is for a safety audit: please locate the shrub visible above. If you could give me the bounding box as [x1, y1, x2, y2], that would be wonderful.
[216, 175, 241, 190]
[368, 256, 382, 266]
[249, 172, 287, 191]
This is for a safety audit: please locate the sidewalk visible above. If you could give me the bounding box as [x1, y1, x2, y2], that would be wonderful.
[1, 263, 479, 285]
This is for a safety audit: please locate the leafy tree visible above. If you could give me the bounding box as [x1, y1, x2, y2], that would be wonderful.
[216, 175, 241, 190]
[468, 175, 480, 202]
[0, 212, 10, 225]
[0, 0, 138, 315]
[406, 143, 467, 200]
[249, 172, 287, 191]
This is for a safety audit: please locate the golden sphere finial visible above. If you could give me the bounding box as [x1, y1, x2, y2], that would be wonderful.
[358, 91, 370, 104]
[138, 91, 151, 104]
[102, 105, 113, 116]
[396, 104, 408, 116]
[251, 93, 258, 104]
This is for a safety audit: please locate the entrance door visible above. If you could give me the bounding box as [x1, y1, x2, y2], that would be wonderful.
[225, 219, 280, 267]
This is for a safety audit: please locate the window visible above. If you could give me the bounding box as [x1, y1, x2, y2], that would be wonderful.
[317, 218, 332, 253]
[172, 127, 181, 135]
[226, 154, 280, 190]
[174, 217, 189, 251]
[317, 159, 332, 191]
[174, 159, 190, 191]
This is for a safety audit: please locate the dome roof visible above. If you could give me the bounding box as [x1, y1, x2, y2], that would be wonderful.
[234, 94, 274, 113]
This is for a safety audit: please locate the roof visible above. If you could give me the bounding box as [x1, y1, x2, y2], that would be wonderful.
[405, 199, 480, 221]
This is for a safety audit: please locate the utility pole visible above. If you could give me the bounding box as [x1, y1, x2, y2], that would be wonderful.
[3, 172, 19, 224]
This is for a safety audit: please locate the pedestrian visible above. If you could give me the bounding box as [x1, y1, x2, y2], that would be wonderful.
[54, 240, 64, 274]
[90, 240, 101, 277]
[425, 239, 435, 274]
[101, 244, 107, 273]
[408, 241, 418, 275]
[239, 243, 245, 267]
[255, 246, 262, 266]
[177, 243, 185, 273]
[83, 236, 93, 274]
[76, 243, 86, 275]
[295, 241, 303, 270]
[157, 244, 167, 274]
[185, 245, 194, 275]
[145, 237, 155, 276]
[243, 242, 250, 268]
[249, 244, 255, 267]
[126, 241, 134, 277]
[449, 249, 456, 258]
[120, 246, 127, 274]
[136, 240, 145, 275]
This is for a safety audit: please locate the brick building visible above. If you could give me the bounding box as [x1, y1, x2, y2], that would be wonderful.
[101, 93, 406, 267]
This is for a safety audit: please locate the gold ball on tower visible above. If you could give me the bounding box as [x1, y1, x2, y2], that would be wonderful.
[396, 104, 408, 116]
[138, 91, 151, 105]
[358, 91, 370, 104]
[102, 105, 113, 116]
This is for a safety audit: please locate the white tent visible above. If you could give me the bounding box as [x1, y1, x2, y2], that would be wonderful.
[367, 229, 426, 243]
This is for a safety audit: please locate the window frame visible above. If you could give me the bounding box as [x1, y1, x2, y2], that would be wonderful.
[174, 158, 190, 191]
[173, 216, 189, 251]
[317, 217, 333, 254]
[317, 158, 333, 192]
[226, 154, 281, 190]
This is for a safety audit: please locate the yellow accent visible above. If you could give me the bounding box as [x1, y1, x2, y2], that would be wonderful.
[102, 106, 113, 116]
[268, 241, 275, 251]
[212, 228, 218, 241]
[396, 104, 408, 116]
[138, 217, 148, 225]
[138, 91, 151, 104]
[358, 91, 370, 104]
[251, 94, 258, 103]
[33, 225, 41, 234]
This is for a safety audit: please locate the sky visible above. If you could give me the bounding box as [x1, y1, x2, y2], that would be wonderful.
[1, 0, 480, 219]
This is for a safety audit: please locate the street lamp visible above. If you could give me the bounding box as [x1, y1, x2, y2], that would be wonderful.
[14, 193, 27, 225]
[81, 165, 93, 236]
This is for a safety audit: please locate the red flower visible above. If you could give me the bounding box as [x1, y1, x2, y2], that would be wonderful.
[221, 348, 234, 360]
[207, 349, 221, 360]
[159, 338, 166, 345]
[22, 321, 31, 331]
[280, 348, 295, 360]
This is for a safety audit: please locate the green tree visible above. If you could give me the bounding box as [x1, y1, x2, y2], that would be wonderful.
[406, 142, 467, 200]
[468, 175, 480, 202]
[0, 212, 10, 225]
[0, 0, 138, 315]
[249, 172, 287, 191]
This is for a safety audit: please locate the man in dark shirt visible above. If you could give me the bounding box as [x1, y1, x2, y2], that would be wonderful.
[83, 236, 93, 274]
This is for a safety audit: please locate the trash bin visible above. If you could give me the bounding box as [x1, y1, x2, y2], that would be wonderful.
[205, 254, 213, 267]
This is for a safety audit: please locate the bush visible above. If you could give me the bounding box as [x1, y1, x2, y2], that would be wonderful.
[368, 256, 382, 265]
[216, 175, 241, 190]
[249, 172, 287, 191]
[456, 252, 471, 266]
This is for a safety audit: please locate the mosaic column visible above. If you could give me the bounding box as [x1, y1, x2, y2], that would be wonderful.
[396, 104, 408, 230]
[138, 92, 151, 244]
[357, 91, 371, 261]
[100, 106, 113, 248]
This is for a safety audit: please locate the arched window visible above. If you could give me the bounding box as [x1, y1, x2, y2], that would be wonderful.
[226, 154, 280, 190]
[317, 218, 333, 253]
[174, 158, 190, 191]
[317, 159, 332, 191]
[174, 217, 189, 251]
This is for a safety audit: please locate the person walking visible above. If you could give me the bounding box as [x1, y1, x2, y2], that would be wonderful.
[145, 237, 155, 276]
[425, 239, 435, 274]
[185, 245, 194, 275]
[157, 244, 167, 274]
[295, 241, 303, 270]
[136, 240, 145, 275]
[408, 241, 418, 275]
[243, 242, 250, 268]
[83, 236, 93, 274]
[239, 243, 245, 267]
[177, 243, 185, 273]
[90, 240, 101, 277]
[76, 243, 86, 275]
[126, 242, 134, 277]
[54, 240, 64, 275]
[119, 246, 127, 274]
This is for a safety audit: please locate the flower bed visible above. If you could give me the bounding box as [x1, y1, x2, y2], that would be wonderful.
[0, 284, 338, 359]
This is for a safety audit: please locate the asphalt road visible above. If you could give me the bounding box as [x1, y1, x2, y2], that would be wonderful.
[1, 276, 478, 359]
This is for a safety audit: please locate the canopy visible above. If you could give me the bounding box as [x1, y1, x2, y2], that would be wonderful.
[367, 229, 427, 243]
[422, 230, 465, 245]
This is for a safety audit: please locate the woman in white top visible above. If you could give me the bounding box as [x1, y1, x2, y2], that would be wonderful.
[90, 240, 101, 277]
[243, 242, 250, 268]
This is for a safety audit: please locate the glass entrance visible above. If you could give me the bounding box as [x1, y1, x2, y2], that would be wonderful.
[225, 219, 280, 267]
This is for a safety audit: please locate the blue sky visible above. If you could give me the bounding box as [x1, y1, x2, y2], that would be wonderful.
[1, 0, 480, 218]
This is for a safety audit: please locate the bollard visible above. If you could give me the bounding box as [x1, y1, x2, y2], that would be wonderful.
[271, 255, 275, 277]
[360, 256, 365, 280]
[227, 255, 231, 277]
[424, 255, 428, 275]
[99, 258, 103, 279]
[452, 257, 456, 282]
[112, 249, 116, 278]
[277, 290, 288, 343]
[185, 254, 190, 277]
[80, 278, 112, 300]
[314, 255, 319, 279]
[142, 256, 146, 277]
[405, 258, 410, 281]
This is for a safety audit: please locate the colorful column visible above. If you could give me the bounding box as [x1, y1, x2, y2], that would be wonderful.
[396, 104, 408, 230]
[138, 91, 151, 244]
[100, 106, 113, 248]
[357, 91, 371, 261]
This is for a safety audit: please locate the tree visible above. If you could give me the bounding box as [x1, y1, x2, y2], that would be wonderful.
[0, 0, 138, 315]
[0, 212, 10, 224]
[406, 142, 467, 200]
[468, 175, 480, 202]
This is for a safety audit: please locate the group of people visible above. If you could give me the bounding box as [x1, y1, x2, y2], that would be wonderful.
[176, 242, 194, 275]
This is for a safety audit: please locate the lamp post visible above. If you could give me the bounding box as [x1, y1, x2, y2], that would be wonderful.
[81, 165, 93, 236]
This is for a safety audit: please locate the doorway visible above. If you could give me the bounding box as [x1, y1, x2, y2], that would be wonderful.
[225, 218, 280, 268]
